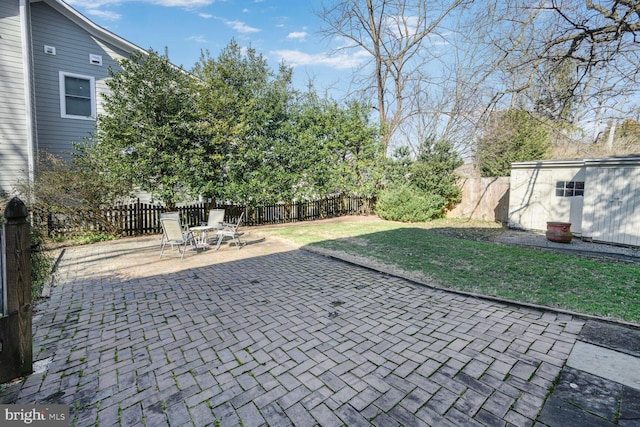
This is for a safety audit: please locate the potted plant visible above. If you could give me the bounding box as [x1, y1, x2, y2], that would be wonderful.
[546, 222, 572, 243]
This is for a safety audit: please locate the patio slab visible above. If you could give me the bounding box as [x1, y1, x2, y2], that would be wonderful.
[0, 229, 625, 426]
[567, 341, 640, 391]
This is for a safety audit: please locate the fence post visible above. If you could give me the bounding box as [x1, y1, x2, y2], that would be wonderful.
[136, 199, 142, 235]
[0, 197, 33, 383]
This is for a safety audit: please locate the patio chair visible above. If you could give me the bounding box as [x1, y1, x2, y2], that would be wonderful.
[160, 217, 194, 259]
[204, 209, 226, 230]
[214, 212, 245, 250]
[160, 211, 189, 248]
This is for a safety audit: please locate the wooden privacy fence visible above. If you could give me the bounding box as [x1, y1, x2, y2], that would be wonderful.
[447, 176, 510, 223]
[40, 194, 375, 238]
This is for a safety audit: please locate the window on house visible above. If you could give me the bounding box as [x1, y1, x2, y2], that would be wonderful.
[59, 72, 96, 120]
[556, 181, 584, 197]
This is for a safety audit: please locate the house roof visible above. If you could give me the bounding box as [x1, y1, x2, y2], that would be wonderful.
[32, 0, 147, 55]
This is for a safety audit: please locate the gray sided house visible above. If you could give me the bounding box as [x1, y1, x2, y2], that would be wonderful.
[0, 0, 145, 195]
[509, 157, 640, 247]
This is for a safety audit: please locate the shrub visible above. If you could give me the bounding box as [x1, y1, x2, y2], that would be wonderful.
[384, 137, 463, 214]
[410, 138, 463, 210]
[375, 185, 446, 222]
[30, 226, 53, 298]
[17, 151, 131, 237]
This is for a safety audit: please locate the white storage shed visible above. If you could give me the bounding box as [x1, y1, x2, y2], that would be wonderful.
[508, 157, 640, 247]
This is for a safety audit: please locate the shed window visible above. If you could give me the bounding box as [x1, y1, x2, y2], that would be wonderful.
[59, 71, 96, 120]
[556, 181, 584, 197]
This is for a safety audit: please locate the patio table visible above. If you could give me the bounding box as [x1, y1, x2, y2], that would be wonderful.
[190, 225, 216, 249]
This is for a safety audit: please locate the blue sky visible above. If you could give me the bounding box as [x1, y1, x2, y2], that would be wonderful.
[67, 0, 367, 98]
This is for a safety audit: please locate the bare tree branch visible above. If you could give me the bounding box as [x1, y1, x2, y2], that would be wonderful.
[317, 0, 472, 154]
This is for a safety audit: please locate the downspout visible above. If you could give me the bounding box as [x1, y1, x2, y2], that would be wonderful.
[19, 0, 36, 194]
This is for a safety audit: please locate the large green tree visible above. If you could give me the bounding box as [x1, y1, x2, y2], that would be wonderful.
[192, 41, 382, 205]
[286, 93, 381, 199]
[86, 41, 382, 208]
[95, 50, 210, 207]
[191, 41, 296, 205]
[476, 109, 551, 177]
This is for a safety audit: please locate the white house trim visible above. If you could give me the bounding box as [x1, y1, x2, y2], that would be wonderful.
[20, 0, 36, 189]
[58, 71, 97, 120]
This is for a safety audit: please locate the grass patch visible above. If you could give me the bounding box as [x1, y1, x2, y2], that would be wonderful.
[259, 217, 640, 323]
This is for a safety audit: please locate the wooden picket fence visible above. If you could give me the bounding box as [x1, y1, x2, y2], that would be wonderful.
[40, 194, 375, 238]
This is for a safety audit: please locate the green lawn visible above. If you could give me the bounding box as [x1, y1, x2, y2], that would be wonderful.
[259, 217, 640, 324]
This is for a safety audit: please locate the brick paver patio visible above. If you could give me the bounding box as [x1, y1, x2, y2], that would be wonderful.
[3, 232, 584, 426]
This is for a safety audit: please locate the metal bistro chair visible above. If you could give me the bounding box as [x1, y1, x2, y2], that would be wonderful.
[160, 211, 190, 248]
[214, 212, 245, 250]
[160, 217, 194, 259]
[205, 209, 226, 230]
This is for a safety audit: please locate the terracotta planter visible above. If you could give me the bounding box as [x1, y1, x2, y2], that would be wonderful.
[546, 222, 572, 243]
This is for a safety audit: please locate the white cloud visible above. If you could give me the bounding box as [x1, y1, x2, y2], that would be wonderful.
[191, 14, 261, 34]
[226, 20, 260, 34]
[67, 0, 213, 10]
[84, 8, 121, 21]
[270, 49, 370, 70]
[147, 0, 213, 7]
[382, 15, 451, 47]
[67, 0, 214, 23]
[186, 35, 207, 43]
[65, 0, 110, 6]
[286, 32, 307, 41]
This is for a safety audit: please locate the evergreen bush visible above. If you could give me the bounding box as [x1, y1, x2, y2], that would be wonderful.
[375, 185, 446, 222]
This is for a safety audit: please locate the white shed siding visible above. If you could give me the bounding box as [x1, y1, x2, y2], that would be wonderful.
[510, 157, 640, 246]
[509, 167, 550, 231]
[0, 0, 30, 193]
[508, 161, 585, 234]
[582, 159, 640, 246]
[30, 2, 128, 158]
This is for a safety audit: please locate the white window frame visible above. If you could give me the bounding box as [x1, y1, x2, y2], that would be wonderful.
[59, 71, 96, 120]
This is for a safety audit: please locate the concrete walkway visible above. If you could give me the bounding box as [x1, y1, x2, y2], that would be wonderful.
[493, 229, 640, 263]
[0, 230, 637, 426]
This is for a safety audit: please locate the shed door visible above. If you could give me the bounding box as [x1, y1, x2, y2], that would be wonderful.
[568, 195, 583, 235]
[586, 166, 640, 246]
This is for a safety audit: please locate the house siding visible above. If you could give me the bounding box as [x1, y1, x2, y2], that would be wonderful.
[30, 2, 129, 159]
[0, 0, 30, 194]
